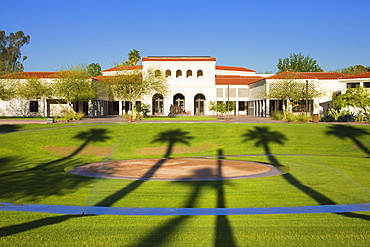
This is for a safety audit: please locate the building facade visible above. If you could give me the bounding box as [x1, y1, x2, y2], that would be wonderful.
[1, 56, 368, 118]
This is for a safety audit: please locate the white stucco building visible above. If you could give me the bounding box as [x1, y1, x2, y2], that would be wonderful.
[0, 56, 368, 118]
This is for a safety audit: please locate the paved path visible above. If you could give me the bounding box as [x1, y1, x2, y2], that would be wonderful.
[1, 202, 369, 216]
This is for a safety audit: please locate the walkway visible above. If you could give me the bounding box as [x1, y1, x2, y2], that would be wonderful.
[1, 202, 369, 216]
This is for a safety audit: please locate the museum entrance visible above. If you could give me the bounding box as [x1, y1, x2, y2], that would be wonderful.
[194, 93, 205, 115]
[173, 93, 185, 111]
[152, 93, 164, 115]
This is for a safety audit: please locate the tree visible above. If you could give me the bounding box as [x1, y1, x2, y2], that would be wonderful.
[53, 65, 98, 119]
[117, 49, 141, 67]
[277, 52, 323, 73]
[209, 101, 236, 115]
[102, 68, 168, 120]
[128, 49, 140, 66]
[267, 73, 323, 117]
[333, 86, 370, 115]
[340, 65, 370, 75]
[0, 79, 16, 100]
[86, 63, 102, 77]
[17, 77, 52, 100]
[0, 31, 30, 74]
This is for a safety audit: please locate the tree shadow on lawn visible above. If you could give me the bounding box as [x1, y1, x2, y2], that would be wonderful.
[0, 128, 111, 201]
[242, 126, 369, 221]
[0, 124, 22, 133]
[94, 129, 194, 207]
[325, 125, 370, 157]
[133, 149, 236, 247]
[0, 214, 85, 238]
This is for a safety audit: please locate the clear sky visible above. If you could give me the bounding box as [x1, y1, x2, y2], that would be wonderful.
[2, 0, 369, 73]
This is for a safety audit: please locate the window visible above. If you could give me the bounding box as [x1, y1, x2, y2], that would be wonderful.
[197, 70, 203, 77]
[364, 82, 370, 88]
[238, 88, 249, 97]
[30, 101, 39, 112]
[225, 88, 236, 98]
[186, 70, 192, 78]
[239, 101, 246, 111]
[292, 100, 313, 113]
[347, 82, 360, 88]
[165, 70, 171, 77]
[176, 70, 182, 78]
[216, 88, 223, 98]
[155, 70, 161, 77]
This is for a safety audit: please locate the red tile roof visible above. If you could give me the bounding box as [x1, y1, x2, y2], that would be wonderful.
[142, 56, 216, 62]
[341, 71, 370, 79]
[0, 71, 60, 79]
[265, 71, 348, 80]
[216, 65, 255, 73]
[216, 75, 265, 85]
[102, 65, 142, 72]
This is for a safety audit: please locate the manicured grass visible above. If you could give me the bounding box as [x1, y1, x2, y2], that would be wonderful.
[0, 123, 369, 246]
[143, 115, 218, 121]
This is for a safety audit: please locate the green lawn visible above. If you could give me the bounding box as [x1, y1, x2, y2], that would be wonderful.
[0, 123, 369, 246]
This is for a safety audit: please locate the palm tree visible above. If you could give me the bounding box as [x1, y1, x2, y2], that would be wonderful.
[128, 49, 140, 66]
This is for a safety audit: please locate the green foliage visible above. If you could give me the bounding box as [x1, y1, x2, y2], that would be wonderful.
[277, 52, 323, 73]
[340, 65, 370, 75]
[118, 49, 141, 67]
[209, 101, 236, 115]
[270, 111, 284, 120]
[267, 75, 322, 114]
[86, 63, 102, 77]
[136, 102, 150, 118]
[333, 86, 370, 114]
[0, 31, 30, 73]
[16, 78, 52, 100]
[101, 68, 168, 120]
[0, 79, 16, 100]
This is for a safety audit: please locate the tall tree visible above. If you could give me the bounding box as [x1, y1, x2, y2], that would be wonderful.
[0, 79, 16, 100]
[86, 63, 102, 77]
[267, 73, 323, 116]
[53, 65, 98, 119]
[332, 86, 370, 115]
[0, 31, 30, 74]
[277, 52, 323, 73]
[102, 68, 168, 120]
[128, 49, 140, 66]
[340, 65, 370, 75]
[16, 77, 52, 100]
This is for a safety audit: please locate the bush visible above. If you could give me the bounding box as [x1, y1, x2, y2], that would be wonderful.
[295, 113, 311, 122]
[271, 111, 284, 120]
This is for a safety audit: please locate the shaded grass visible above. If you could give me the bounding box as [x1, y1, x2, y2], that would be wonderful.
[0, 123, 369, 245]
[143, 116, 218, 121]
[0, 211, 369, 246]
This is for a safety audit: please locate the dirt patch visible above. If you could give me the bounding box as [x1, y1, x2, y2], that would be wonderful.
[73, 158, 280, 180]
[45, 146, 111, 157]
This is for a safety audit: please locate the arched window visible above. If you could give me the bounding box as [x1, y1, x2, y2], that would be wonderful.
[186, 70, 192, 78]
[194, 93, 206, 115]
[165, 70, 171, 77]
[197, 70, 203, 77]
[152, 93, 164, 115]
[176, 70, 182, 78]
[173, 93, 185, 111]
[155, 70, 161, 77]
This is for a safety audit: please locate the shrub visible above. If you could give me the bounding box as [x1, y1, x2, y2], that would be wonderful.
[271, 111, 284, 120]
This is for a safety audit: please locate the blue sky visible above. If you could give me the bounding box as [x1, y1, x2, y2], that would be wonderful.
[2, 0, 370, 73]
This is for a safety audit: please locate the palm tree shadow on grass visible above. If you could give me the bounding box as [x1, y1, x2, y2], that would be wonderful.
[242, 126, 369, 221]
[151, 129, 193, 158]
[94, 129, 194, 207]
[134, 149, 236, 247]
[0, 128, 111, 236]
[326, 125, 370, 157]
[0, 128, 111, 200]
